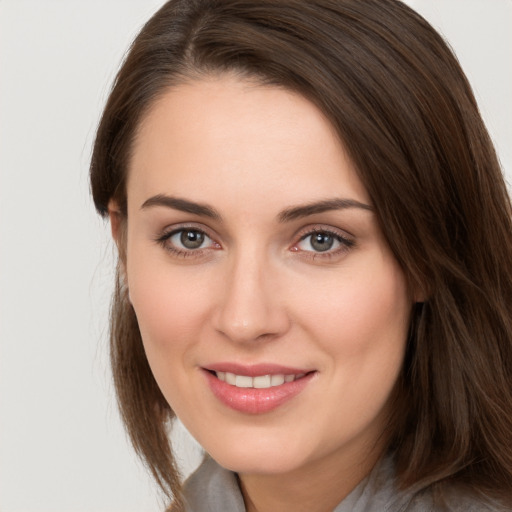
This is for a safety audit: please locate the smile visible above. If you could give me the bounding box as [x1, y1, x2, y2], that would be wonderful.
[215, 371, 307, 389]
[203, 366, 316, 414]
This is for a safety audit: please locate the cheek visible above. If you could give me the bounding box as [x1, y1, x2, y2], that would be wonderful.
[126, 248, 214, 360]
[126, 252, 220, 418]
[294, 259, 410, 440]
[296, 257, 410, 363]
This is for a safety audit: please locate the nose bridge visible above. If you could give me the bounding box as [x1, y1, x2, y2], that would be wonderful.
[214, 246, 288, 343]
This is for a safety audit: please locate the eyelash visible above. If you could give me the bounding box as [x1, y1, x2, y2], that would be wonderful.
[155, 225, 219, 259]
[155, 225, 355, 260]
[293, 227, 355, 261]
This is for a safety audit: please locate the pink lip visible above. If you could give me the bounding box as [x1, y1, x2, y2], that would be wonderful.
[202, 364, 316, 415]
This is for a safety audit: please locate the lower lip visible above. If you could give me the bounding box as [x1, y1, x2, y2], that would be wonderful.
[203, 370, 315, 414]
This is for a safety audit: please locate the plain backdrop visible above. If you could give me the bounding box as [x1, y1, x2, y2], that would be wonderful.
[0, 1, 510, 511]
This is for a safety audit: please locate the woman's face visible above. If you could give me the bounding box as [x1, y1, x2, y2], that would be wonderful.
[119, 75, 413, 477]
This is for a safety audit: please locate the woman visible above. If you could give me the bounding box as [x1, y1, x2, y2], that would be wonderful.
[90, 0, 512, 510]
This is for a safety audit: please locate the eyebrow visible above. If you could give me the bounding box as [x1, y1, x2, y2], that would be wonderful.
[140, 194, 373, 222]
[278, 198, 373, 222]
[141, 194, 221, 220]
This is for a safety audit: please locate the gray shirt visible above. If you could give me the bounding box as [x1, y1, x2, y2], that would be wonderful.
[183, 455, 508, 511]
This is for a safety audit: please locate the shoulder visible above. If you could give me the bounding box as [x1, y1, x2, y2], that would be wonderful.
[403, 486, 510, 512]
[351, 455, 510, 512]
[389, 476, 511, 512]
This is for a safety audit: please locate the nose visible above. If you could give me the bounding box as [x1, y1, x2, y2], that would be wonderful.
[213, 252, 290, 344]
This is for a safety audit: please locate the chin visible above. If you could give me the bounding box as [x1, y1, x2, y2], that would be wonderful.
[199, 428, 315, 475]
[212, 449, 308, 476]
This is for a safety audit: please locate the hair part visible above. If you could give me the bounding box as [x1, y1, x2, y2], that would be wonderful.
[90, 0, 512, 509]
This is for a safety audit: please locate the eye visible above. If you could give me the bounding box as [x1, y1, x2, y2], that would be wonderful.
[300, 231, 337, 252]
[173, 229, 207, 249]
[156, 227, 220, 256]
[293, 228, 354, 257]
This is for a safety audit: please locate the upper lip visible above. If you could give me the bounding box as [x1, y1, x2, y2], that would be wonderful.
[204, 362, 314, 377]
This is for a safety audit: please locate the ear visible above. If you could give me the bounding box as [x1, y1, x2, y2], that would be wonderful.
[107, 200, 123, 245]
[108, 200, 130, 302]
[107, 199, 128, 267]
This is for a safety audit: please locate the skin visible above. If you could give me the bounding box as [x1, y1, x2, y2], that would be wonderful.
[110, 75, 415, 512]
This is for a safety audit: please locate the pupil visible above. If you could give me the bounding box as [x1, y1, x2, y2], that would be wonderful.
[311, 232, 333, 252]
[181, 230, 204, 249]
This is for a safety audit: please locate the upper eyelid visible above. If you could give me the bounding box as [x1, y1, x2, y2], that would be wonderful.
[294, 224, 354, 241]
[296, 231, 354, 248]
[158, 222, 217, 240]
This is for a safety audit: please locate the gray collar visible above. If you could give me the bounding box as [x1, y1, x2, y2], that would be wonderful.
[182, 454, 410, 512]
[182, 454, 498, 511]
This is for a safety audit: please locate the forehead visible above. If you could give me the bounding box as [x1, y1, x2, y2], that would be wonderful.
[127, 75, 370, 210]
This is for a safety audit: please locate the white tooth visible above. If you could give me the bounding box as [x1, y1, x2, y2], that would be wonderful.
[216, 371, 226, 382]
[235, 375, 253, 388]
[284, 374, 295, 383]
[295, 373, 306, 379]
[253, 375, 271, 389]
[225, 372, 237, 385]
[270, 374, 285, 386]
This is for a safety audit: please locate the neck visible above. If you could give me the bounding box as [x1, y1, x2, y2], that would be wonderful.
[238, 444, 385, 512]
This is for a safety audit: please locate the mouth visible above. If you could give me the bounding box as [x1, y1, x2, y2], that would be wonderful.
[209, 370, 308, 389]
[203, 365, 316, 414]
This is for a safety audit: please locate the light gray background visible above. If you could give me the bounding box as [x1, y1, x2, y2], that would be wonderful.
[1, 1, 511, 511]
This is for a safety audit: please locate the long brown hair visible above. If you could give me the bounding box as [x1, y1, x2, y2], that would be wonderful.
[90, 0, 512, 509]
